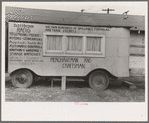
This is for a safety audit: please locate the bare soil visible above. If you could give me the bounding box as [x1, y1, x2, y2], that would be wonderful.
[5, 76, 145, 102]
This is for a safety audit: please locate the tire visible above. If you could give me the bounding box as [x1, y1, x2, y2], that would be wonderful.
[11, 69, 33, 88]
[89, 70, 109, 91]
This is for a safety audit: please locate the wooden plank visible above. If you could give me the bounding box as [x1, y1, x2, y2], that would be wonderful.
[51, 80, 53, 90]
[61, 76, 66, 90]
[123, 81, 134, 85]
[130, 47, 145, 56]
[129, 56, 145, 68]
[130, 31, 145, 46]
[67, 78, 84, 81]
[52, 78, 84, 82]
[130, 54, 145, 56]
[5, 22, 8, 72]
[130, 45, 145, 48]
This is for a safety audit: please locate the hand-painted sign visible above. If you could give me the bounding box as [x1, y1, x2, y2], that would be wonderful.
[8, 22, 130, 77]
[8, 22, 108, 64]
[45, 25, 110, 33]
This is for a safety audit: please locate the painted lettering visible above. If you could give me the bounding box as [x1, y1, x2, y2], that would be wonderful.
[28, 45, 42, 48]
[9, 44, 27, 48]
[9, 37, 21, 40]
[17, 27, 31, 33]
[9, 40, 27, 44]
[77, 27, 93, 31]
[84, 58, 92, 63]
[62, 63, 85, 68]
[45, 28, 51, 31]
[63, 29, 76, 33]
[52, 29, 61, 32]
[23, 37, 42, 41]
[24, 53, 39, 56]
[9, 49, 22, 52]
[9, 32, 41, 37]
[50, 57, 78, 63]
[10, 52, 22, 56]
[14, 24, 34, 28]
[26, 49, 39, 52]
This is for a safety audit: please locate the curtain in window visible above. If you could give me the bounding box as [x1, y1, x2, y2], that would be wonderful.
[87, 37, 101, 51]
[47, 36, 62, 50]
[67, 36, 82, 51]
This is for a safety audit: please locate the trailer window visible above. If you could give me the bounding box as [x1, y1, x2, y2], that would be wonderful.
[87, 37, 101, 51]
[43, 32, 105, 57]
[86, 36, 105, 55]
[47, 35, 62, 51]
[43, 34, 64, 54]
[66, 36, 83, 53]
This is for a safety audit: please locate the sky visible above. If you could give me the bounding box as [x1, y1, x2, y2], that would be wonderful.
[2, 2, 147, 16]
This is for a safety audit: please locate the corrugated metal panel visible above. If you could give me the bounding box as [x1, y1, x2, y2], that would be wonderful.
[5, 6, 145, 30]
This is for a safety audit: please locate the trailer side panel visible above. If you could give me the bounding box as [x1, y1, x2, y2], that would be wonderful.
[8, 22, 130, 77]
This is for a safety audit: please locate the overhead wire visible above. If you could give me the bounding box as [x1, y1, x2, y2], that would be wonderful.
[85, 5, 107, 19]
[81, 5, 136, 26]
[85, 5, 95, 12]
[68, 5, 107, 24]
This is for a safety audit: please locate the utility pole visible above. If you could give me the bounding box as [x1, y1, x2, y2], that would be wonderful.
[102, 8, 115, 14]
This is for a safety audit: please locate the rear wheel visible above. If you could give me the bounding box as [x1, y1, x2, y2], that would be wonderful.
[89, 70, 109, 91]
[11, 69, 33, 88]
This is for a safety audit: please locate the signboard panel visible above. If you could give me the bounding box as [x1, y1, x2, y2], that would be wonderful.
[8, 22, 129, 77]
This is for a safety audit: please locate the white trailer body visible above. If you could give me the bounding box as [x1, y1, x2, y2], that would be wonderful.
[8, 22, 130, 90]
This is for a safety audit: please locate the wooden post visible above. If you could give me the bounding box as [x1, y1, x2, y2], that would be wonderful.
[61, 76, 66, 90]
[51, 80, 53, 90]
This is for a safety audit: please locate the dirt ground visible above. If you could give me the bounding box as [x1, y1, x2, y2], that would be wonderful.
[5, 76, 145, 102]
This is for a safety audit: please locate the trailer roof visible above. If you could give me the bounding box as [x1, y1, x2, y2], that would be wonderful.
[5, 6, 145, 31]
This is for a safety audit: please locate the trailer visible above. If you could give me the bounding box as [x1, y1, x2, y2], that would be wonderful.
[6, 21, 130, 91]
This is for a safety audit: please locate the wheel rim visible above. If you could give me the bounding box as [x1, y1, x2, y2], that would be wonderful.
[16, 73, 28, 84]
[12, 70, 33, 88]
[91, 73, 107, 88]
[89, 71, 109, 91]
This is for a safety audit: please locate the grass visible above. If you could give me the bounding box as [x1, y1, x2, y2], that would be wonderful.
[5, 78, 145, 102]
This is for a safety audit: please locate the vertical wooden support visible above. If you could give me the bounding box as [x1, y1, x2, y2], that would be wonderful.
[51, 80, 53, 90]
[61, 76, 66, 90]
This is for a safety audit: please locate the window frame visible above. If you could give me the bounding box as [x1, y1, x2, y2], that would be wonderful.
[43, 32, 105, 57]
[85, 35, 105, 55]
[66, 35, 83, 54]
[43, 32, 64, 55]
